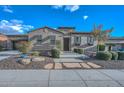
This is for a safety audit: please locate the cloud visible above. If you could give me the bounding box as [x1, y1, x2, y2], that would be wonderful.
[52, 5, 80, 12]
[52, 5, 63, 9]
[2, 5, 13, 13]
[83, 15, 88, 20]
[65, 5, 79, 12]
[0, 19, 34, 35]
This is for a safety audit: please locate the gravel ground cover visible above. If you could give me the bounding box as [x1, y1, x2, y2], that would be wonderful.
[0, 57, 124, 69]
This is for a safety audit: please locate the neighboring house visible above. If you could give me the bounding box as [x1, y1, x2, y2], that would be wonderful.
[7, 35, 28, 50]
[0, 33, 12, 50]
[0, 33, 28, 50]
[0, 26, 124, 53]
[105, 37, 124, 51]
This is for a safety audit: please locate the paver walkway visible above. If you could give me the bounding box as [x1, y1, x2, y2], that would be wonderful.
[54, 51, 89, 63]
[0, 69, 124, 87]
[54, 58, 84, 63]
[44, 62, 102, 69]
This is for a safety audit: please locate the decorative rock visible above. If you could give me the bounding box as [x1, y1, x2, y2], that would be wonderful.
[55, 63, 62, 69]
[31, 57, 45, 62]
[44, 63, 53, 69]
[19, 58, 31, 65]
[63, 63, 81, 68]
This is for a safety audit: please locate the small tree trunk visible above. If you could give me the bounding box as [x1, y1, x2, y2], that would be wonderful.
[97, 41, 99, 52]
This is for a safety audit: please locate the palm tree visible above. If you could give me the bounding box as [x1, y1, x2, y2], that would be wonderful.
[92, 24, 114, 51]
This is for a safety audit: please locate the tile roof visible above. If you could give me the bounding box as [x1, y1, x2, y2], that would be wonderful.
[58, 27, 75, 29]
[29, 26, 64, 34]
[70, 32, 92, 35]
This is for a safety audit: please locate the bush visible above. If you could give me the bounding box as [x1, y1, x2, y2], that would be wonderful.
[73, 48, 83, 54]
[51, 49, 60, 58]
[31, 51, 40, 56]
[0, 46, 3, 51]
[118, 52, 124, 60]
[77, 49, 83, 54]
[74, 48, 78, 53]
[110, 51, 118, 60]
[96, 51, 112, 60]
[98, 45, 105, 51]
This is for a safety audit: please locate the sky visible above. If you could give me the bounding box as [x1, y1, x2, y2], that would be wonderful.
[0, 5, 124, 37]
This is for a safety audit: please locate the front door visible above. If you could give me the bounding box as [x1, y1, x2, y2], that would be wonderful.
[63, 38, 70, 51]
[12, 41, 17, 50]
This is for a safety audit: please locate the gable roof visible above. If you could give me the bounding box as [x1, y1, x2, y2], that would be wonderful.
[108, 37, 124, 40]
[7, 34, 28, 37]
[29, 26, 64, 34]
[70, 32, 92, 35]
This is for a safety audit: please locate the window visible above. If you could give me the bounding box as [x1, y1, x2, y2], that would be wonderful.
[37, 35, 42, 44]
[50, 36, 56, 45]
[74, 36, 81, 46]
[87, 37, 94, 45]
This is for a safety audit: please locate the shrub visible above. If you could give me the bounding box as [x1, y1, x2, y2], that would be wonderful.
[118, 52, 124, 60]
[98, 45, 105, 51]
[31, 51, 40, 56]
[74, 48, 78, 53]
[73, 48, 83, 54]
[110, 51, 118, 60]
[96, 51, 112, 60]
[77, 49, 83, 54]
[51, 49, 60, 58]
[0, 46, 3, 51]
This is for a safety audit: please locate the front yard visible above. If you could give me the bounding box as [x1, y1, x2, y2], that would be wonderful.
[0, 56, 124, 69]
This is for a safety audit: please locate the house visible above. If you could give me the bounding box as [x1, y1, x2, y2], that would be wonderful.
[0, 34, 28, 50]
[105, 37, 124, 51]
[0, 26, 124, 53]
[0, 33, 11, 50]
[28, 26, 96, 52]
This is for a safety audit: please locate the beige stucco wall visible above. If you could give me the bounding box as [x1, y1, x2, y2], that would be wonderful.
[28, 28, 63, 50]
[28, 28, 97, 51]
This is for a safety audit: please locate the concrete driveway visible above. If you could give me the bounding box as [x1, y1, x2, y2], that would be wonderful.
[0, 69, 124, 87]
[0, 51, 20, 61]
[0, 50, 21, 56]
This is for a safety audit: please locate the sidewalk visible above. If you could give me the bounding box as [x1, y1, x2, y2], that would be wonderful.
[0, 69, 124, 87]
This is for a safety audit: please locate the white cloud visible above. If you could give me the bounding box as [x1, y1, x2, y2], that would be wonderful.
[65, 5, 79, 12]
[0, 19, 34, 35]
[52, 5, 63, 9]
[83, 15, 88, 20]
[2, 6, 13, 13]
[52, 5, 80, 12]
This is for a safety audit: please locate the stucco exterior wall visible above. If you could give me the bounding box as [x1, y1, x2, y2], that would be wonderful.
[106, 39, 124, 51]
[70, 34, 95, 50]
[0, 34, 12, 50]
[28, 28, 63, 50]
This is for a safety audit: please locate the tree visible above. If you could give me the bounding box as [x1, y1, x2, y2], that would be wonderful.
[17, 41, 33, 54]
[92, 24, 114, 51]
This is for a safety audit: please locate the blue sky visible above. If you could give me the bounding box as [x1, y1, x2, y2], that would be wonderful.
[0, 5, 124, 36]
